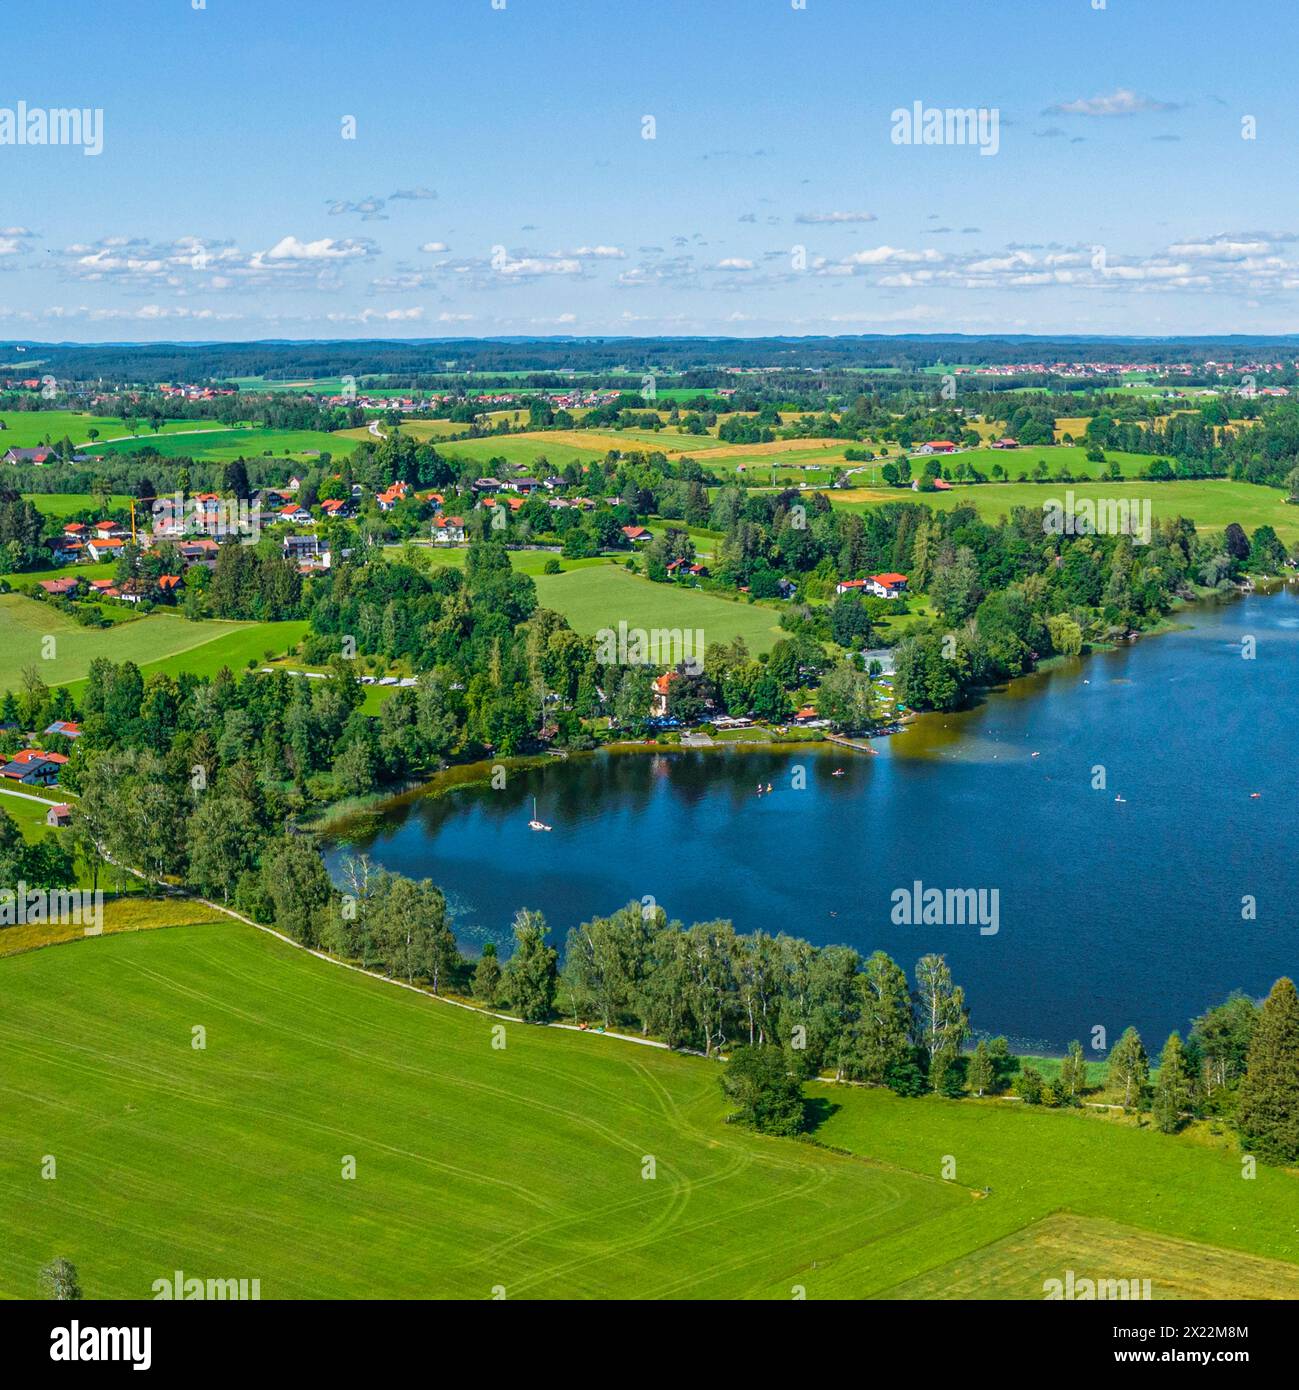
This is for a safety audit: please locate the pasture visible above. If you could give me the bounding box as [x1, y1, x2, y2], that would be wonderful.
[97, 427, 357, 463]
[0, 412, 227, 450]
[24, 492, 131, 520]
[939, 445, 1154, 481]
[831, 478, 1299, 543]
[0, 593, 306, 693]
[531, 563, 787, 654]
[0, 919, 1293, 1298]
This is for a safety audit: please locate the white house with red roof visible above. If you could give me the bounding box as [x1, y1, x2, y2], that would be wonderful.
[868, 572, 908, 599]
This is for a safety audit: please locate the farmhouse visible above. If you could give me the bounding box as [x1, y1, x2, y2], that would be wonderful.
[622, 525, 653, 544]
[916, 440, 957, 455]
[45, 803, 72, 828]
[3, 446, 54, 465]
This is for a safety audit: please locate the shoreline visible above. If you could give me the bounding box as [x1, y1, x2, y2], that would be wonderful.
[314, 579, 1290, 839]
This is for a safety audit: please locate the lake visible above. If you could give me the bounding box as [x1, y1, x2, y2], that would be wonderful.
[326, 588, 1299, 1053]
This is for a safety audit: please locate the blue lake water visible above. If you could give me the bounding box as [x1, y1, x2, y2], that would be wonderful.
[327, 588, 1298, 1053]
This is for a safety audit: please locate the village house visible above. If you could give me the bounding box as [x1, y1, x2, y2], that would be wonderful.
[622, 525, 653, 545]
[0, 749, 68, 786]
[177, 538, 220, 568]
[45, 803, 72, 828]
[650, 671, 679, 718]
[283, 533, 325, 564]
[472, 477, 502, 494]
[868, 572, 908, 599]
[479, 494, 525, 514]
[86, 536, 126, 563]
[38, 576, 80, 597]
[277, 503, 314, 526]
[44, 721, 82, 739]
[915, 440, 957, 455]
[319, 497, 353, 520]
[431, 514, 466, 545]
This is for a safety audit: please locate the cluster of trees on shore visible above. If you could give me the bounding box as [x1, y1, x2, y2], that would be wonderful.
[230, 866, 1299, 1164]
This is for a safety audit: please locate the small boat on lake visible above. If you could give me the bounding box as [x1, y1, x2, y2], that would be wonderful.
[528, 796, 552, 832]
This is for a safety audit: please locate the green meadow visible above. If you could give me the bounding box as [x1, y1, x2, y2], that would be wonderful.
[1, 919, 1295, 1299]
[832, 478, 1299, 544]
[97, 426, 357, 462]
[0, 593, 306, 693]
[531, 563, 787, 654]
[0, 412, 228, 450]
[24, 492, 131, 520]
[942, 445, 1155, 481]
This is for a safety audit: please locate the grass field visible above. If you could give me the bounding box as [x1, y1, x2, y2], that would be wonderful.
[0, 593, 306, 693]
[97, 427, 357, 462]
[816, 1085, 1299, 1286]
[0, 412, 227, 450]
[1, 920, 1294, 1299]
[832, 478, 1299, 543]
[0, 895, 209, 958]
[24, 492, 131, 520]
[530, 563, 788, 654]
[938, 445, 1154, 481]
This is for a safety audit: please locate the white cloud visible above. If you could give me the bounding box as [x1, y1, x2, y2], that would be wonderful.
[795, 210, 877, 224]
[1045, 88, 1180, 117]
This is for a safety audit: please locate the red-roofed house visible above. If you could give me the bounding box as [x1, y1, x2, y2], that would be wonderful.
[650, 670, 679, 718]
[868, 572, 908, 599]
[431, 515, 466, 544]
[86, 536, 126, 562]
[622, 525, 652, 544]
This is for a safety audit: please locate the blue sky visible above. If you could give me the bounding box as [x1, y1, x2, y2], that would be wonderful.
[2, 0, 1296, 341]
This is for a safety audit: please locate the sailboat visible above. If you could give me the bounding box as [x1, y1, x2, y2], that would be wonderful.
[528, 796, 552, 832]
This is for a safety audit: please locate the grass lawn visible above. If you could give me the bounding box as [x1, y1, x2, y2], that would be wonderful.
[831, 478, 1299, 543]
[532, 563, 788, 654]
[23, 492, 132, 520]
[0, 593, 306, 693]
[1, 920, 1293, 1299]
